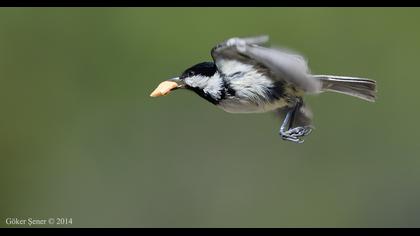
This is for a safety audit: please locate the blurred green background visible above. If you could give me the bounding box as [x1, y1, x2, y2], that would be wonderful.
[1, 7, 420, 227]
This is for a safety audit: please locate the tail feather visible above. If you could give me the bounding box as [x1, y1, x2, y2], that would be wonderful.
[313, 75, 377, 102]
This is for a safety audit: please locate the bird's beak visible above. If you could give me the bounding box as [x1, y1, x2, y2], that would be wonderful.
[150, 77, 183, 97]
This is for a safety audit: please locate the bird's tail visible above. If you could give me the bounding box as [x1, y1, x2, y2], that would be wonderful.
[313, 75, 377, 102]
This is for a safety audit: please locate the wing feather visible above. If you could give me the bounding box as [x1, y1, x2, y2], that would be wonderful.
[211, 36, 322, 93]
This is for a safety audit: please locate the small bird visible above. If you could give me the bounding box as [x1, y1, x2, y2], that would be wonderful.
[150, 36, 377, 143]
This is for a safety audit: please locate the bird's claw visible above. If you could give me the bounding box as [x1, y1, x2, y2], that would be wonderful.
[280, 126, 312, 144]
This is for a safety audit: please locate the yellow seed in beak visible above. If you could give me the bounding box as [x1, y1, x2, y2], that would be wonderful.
[150, 81, 179, 97]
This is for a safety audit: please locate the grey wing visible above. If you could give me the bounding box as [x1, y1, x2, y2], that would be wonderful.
[211, 35, 270, 63]
[211, 36, 322, 93]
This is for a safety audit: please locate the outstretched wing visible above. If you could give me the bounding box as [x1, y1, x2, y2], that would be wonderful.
[211, 36, 322, 93]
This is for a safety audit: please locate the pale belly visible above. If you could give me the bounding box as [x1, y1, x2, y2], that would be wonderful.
[217, 97, 288, 113]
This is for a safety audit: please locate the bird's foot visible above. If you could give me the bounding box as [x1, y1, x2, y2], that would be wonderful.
[280, 126, 312, 144]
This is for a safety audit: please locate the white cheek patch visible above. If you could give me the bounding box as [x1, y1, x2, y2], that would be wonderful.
[184, 76, 207, 88]
[205, 74, 223, 98]
[185, 74, 224, 100]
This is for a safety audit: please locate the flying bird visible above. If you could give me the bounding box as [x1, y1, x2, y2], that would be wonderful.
[150, 36, 377, 143]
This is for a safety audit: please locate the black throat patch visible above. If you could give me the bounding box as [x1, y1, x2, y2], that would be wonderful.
[187, 85, 221, 105]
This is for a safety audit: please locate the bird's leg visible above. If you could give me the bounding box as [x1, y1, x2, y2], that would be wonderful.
[279, 103, 312, 144]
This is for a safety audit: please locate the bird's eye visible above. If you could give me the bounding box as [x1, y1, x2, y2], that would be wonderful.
[188, 71, 195, 77]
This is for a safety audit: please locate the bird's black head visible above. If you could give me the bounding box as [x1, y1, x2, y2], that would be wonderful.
[149, 62, 219, 98]
[179, 62, 217, 80]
